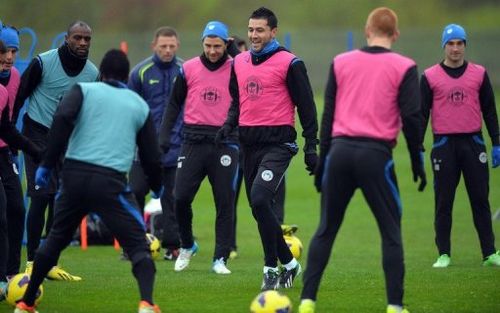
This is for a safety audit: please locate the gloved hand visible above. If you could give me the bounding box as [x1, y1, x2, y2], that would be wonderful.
[35, 166, 52, 189]
[151, 186, 164, 199]
[304, 153, 318, 176]
[410, 151, 427, 192]
[314, 154, 326, 192]
[214, 124, 232, 146]
[492, 145, 500, 168]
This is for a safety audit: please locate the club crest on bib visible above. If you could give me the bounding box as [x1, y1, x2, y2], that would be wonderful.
[261, 170, 274, 182]
[220, 155, 232, 167]
[447, 87, 467, 106]
[200, 86, 221, 106]
[244, 76, 264, 101]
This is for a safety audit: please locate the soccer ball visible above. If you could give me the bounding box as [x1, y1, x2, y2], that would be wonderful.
[250, 290, 292, 313]
[146, 233, 161, 260]
[5, 273, 43, 307]
[284, 235, 303, 260]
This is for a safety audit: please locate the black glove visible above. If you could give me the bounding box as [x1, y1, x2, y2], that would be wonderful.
[214, 124, 232, 146]
[314, 154, 326, 192]
[304, 138, 318, 175]
[410, 150, 427, 192]
[304, 153, 318, 176]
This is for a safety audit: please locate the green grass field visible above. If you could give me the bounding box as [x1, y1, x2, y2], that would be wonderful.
[1, 112, 499, 313]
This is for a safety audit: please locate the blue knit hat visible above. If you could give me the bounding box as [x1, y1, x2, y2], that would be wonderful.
[201, 21, 228, 42]
[0, 26, 20, 51]
[441, 24, 466, 48]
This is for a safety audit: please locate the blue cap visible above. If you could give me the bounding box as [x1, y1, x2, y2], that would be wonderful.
[441, 24, 466, 48]
[201, 21, 228, 42]
[0, 26, 20, 51]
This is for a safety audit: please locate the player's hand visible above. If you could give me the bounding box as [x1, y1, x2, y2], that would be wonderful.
[35, 166, 52, 189]
[411, 151, 427, 191]
[214, 124, 231, 146]
[304, 153, 318, 176]
[151, 186, 164, 199]
[492, 145, 500, 168]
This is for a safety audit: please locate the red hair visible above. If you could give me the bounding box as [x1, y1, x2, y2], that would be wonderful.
[366, 7, 398, 37]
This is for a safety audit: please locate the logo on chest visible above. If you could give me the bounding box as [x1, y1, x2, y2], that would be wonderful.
[244, 76, 264, 101]
[200, 87, 221, 106]
[447, 87, 468, 106]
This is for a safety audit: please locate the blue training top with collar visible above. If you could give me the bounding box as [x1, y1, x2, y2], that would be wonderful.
[128, 54, 183, 167]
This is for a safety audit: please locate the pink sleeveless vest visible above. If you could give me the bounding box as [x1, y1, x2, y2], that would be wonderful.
[234, 50, 295, 127]
[183, 57, 232, 126]
[332, 50, 415, 142]
[0, 85, 9, 124]
[0, 67, 20, 148]
[424, 62, 484, 134]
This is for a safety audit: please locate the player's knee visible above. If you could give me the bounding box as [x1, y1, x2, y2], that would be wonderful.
[128, 249, 153, 266]
[250, 185, 274, 212]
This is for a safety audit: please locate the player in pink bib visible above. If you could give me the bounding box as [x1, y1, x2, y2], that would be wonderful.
[159, 21, 238, 275]
[216, 7, 319, 291]
[299, 8, 425, 313]
[421, 23, 500, 269]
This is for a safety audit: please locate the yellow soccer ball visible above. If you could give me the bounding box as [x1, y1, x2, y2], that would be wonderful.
[284, 235, 303, 260]
[5, 273, 43, 307]
[250, 290, 292, 313]
[146, 233, 161, 260]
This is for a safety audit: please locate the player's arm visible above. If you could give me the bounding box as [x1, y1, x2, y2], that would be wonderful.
[12, 57, 43, 124]
[286, 59, 319, 150]
[41, 84, 83, 169]
[313, 62, 337, 192]
[286, 58, 319, 175]
[215, 65, 240, 144]
[400, 65, 426, 191]
[137, 113, 163, 193]
[225, 65, 240, 129]
[420, 73, 433, 140]
[320, 63, 336, 157]
[0, 105, 41, 160]
[158, 71, 187, 152]
[479, 71, 499, 146]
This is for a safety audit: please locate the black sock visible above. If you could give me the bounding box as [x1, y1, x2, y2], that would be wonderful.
[132, 257, 156, 304]
[23, 253, 57, 306]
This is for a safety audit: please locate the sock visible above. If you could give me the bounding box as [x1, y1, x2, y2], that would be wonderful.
[132, 257, 156, 305]
[263, 266, 279, 274]
[24, 254, 57, 306]
[283, 258, 298, 271]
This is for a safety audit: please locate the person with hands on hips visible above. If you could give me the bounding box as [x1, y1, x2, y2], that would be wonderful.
[15, 49, 164, 313]
[421, 23, 500, 268]
[216, 7, 318, 291]
[299, 7, 424, 313]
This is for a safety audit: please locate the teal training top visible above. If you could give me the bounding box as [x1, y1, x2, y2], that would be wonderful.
[65, 82, 150, 172]
[27, 49, 98, 127]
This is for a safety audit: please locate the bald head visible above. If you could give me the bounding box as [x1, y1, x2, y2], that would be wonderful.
[67, 21, 91, 35]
